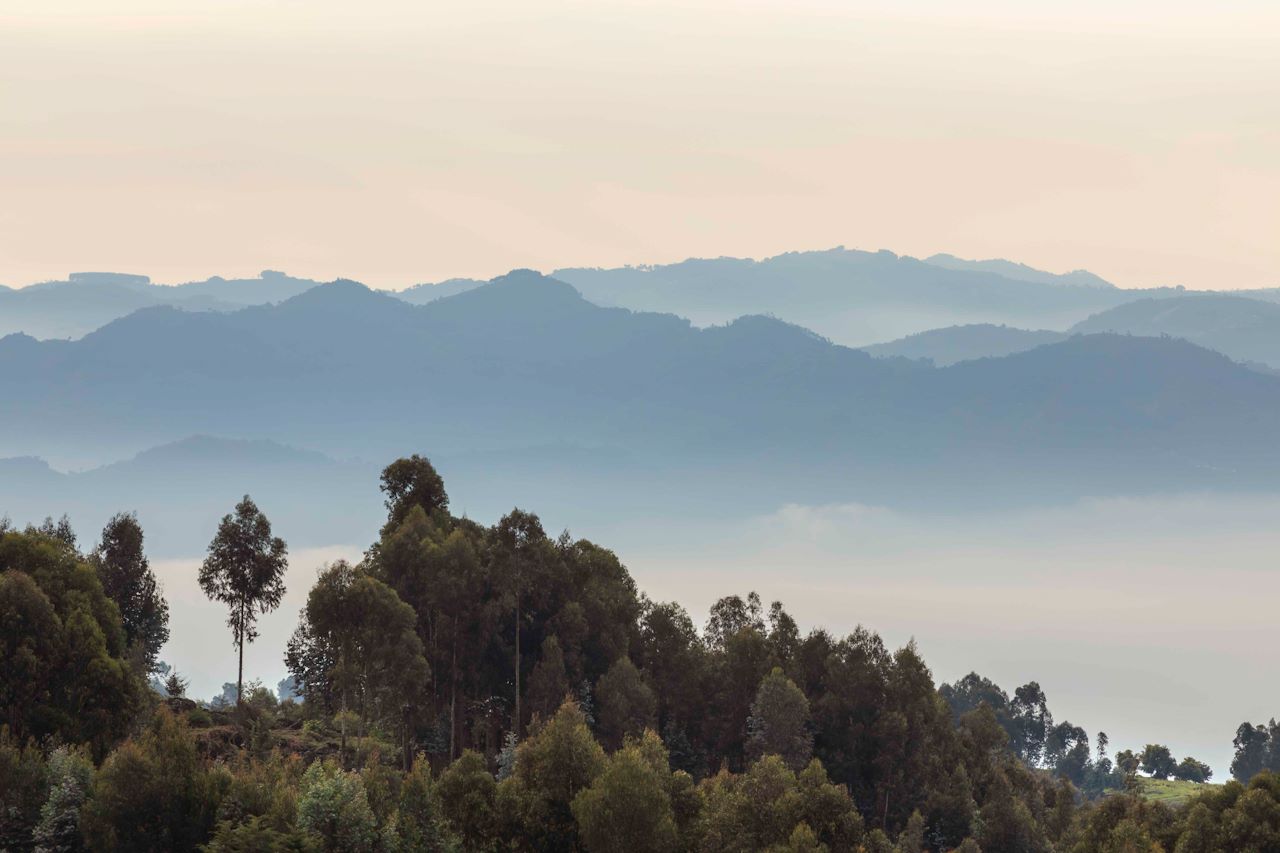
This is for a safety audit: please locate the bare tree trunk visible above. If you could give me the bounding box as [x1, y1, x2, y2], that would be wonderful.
[450, 634, 458, 759]
[236, 602, 245, 706]
[402, 703, 412, 772]
[514, 590, 521, 738]
[340, 652, 349, 764]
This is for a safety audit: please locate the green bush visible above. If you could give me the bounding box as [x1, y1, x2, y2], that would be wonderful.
[32, 745, 94, 852]
[205, 815, 320, 853]
[81, 708, 228, 852]
[296, 759, 378, 853]
[0, 728, 47, 851]
[1, 531, 143, 755]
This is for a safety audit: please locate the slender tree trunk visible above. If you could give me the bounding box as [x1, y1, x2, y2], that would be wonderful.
[431, 612, 438, 699]
[340, 652, 349, 764]
[236, 601, 245, 706]
[450, 634, 459, 759]
[402, 703, 412, 773]
[514, 588, 521, 738]
[359, 662, 369, 754]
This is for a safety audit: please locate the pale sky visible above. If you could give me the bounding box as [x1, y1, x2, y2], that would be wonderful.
[2, 0, 1277, 290]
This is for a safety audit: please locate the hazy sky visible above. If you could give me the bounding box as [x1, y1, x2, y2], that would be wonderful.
[2, 0, 1277, 289]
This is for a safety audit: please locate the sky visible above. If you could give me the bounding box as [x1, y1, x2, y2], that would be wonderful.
[2, 0, 1278, 290]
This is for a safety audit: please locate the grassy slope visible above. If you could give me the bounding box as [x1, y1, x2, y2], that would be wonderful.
[1136, 778, 1221, 806]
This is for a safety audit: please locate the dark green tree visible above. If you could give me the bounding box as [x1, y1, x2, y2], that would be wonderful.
[380, 455, 448, 531]
[81, 708, 227, 852]
[746, 667, 813, 771]
[91, 512, 170, 674]
[1008, 682, 1052, 766]
[705, 605, 775, 770]
[939, 672, 1011, 731]
[973, 766, 1048, 853]
[0, 529, 140, 752]
[435, 750, 498, 850]
[704, 592, 765, 652]
[571, 731, 680, 853]
[896, 809, 925, 852]
[1114, 749, 1140, 776]
[1173, 756, 1213, 783]
[596, 657, 657, 751]
[375, 514, 486, 760]
[32, 745, 94, 853]
[199, 496, 288, 706]
[0, 729, 48, 850]
[295, 759, 378, 852]
[1045, 722, 1090, 784]
[396, 754, 454, 850]
[292, 560, 429, 766]
[1139, 744, 1177, 780]
[502, 699, 606, 849]
[33, 515, 77, 549]
[527, 635, 572, 724]
[1232, 722, 1272, 782]
[493, 509, 548, 737]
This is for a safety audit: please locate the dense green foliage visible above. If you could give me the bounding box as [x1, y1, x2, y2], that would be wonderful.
[0, 528, 141, 755]
[90, 512, 170, 675]
[0, 458, 1274, 852]
[1232, 719, 1280, 782]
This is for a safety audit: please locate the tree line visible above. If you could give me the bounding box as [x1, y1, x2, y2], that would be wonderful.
[1, 456, 1277, 852]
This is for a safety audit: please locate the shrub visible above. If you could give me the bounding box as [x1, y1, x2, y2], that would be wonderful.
[81, 708, 227, 851]
[435, 750, 498, 851]
[0, 729, 48, 851]
[571, 733, 679, 853]
[32, 745, 94, 852]
[296, 759, 378, 853]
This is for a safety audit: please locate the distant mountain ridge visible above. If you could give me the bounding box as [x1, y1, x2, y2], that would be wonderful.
[1070, 294, 1280, 368]
[923, 254, 1115, 289]
[863, 292, 1280, 370]
[861, 324, 1068, 366]
[0, 270, 323, 339]
[5, 271, 1280, 517]
[6, 248, 1278, 345]
[550, 248, 1124, 343]
[0, 436, 379, 555]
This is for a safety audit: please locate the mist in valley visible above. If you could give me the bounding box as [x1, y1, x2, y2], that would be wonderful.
[140, 491, 1279, 779]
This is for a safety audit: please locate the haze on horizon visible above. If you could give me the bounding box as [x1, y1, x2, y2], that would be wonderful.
[2, 0, 1278, 291]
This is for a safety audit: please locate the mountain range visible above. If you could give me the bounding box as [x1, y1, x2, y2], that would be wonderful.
[0, 270, 322, 339]
[407, 248, 1280, 346]
[16, 249, 1279, 347]
[0, 437, 380, 555]
[863, 293, 1280, 369]
[6, 270, 1280, 548]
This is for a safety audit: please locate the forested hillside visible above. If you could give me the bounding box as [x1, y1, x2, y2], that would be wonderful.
[3, 457, 1276, 852]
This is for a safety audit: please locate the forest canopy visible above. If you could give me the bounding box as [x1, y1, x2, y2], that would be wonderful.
[0, 459, 1276, 852]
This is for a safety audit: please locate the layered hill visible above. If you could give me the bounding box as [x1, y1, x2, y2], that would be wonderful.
[861, 324, 1068, 366]
[1071, 294, 1280, 369]
[551, 248, 1154, 344]
[4, 271, 1280, 522]
[863, 292, 1280, 370]
[8, 250, 1278, 347]
[0, 437, 379, 555]
[0, 270, 322, 339]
